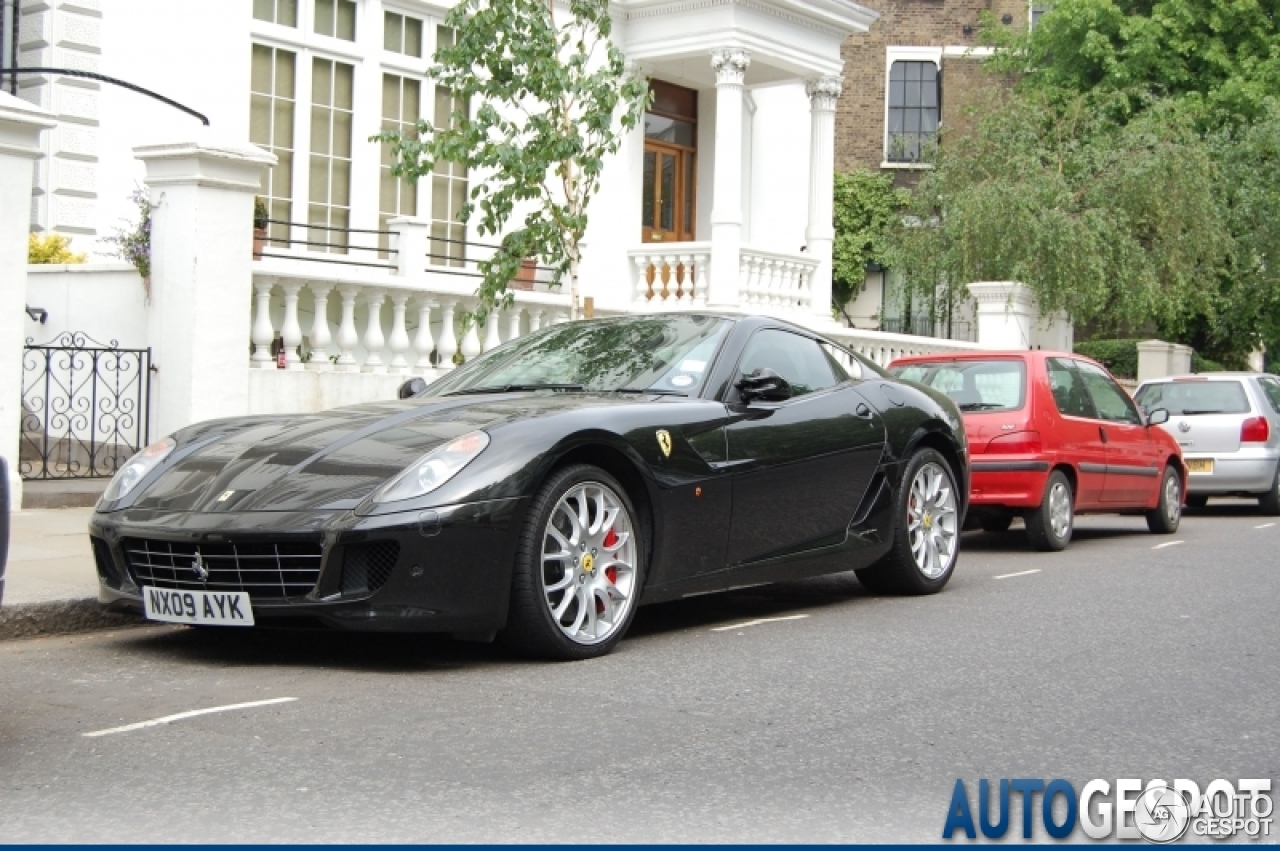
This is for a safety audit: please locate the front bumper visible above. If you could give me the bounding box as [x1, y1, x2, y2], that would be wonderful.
[89, 497, 526, 634]
[1184, 449, 1279, 495]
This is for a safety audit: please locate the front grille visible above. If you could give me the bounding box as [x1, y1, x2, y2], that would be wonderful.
[91, 537, 122, 587]
[122, 538, 323, 600]
[340, 541, 400, 595]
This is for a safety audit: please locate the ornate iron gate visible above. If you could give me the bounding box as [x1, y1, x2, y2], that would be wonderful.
[20, 333, 152, 480]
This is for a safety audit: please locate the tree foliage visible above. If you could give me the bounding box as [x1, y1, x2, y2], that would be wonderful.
[831, 169, 904, 323]
[376, 0, 650, 323]
[28, 232, 86, 265]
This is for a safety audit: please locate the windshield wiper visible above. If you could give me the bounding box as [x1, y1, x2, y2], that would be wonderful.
[1179, 409, 1225, 415]
[957, 402, 1007, 411]
[613, 387, 689, 397]
[444, 383, 585, 396]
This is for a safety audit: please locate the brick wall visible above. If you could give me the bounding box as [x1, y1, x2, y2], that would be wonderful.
[835, 0, 1026, 184]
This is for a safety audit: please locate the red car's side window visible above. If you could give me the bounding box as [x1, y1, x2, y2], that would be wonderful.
[1045, 358, 1095, 419]
[1074, 361, 1142, 425]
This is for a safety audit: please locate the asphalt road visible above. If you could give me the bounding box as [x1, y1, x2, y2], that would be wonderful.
[1, 502, 1277, 842]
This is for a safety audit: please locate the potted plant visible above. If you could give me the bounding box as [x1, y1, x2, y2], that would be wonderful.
[511, 257, 538, 290]
[253, 196, 269, 259]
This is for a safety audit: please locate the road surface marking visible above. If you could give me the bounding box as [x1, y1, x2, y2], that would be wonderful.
[83, 697, 298, 738]
[994, 569, 1041, 580]
[1256, 523, 1275, 529]
[1152, 540, 1185, 549]
[711, 614, 809, 632]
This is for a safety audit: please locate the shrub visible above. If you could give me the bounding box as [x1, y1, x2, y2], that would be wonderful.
[1074, 339, 1141, 379]
[28, 232, 86, 264]
[102, 188, 154, 282]
[1191, 353, 1226, 373]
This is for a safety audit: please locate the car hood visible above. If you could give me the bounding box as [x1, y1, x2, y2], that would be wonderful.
[126, 392, 634, 513]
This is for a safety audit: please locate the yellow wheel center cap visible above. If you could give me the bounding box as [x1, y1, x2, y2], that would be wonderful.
[923, 512, 933, 529]
[581, 553, 595, 575]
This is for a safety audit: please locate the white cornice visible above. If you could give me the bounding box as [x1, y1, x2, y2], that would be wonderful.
[617, 0, 877, 36]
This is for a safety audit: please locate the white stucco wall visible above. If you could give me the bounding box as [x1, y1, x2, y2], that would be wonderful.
[24, 263, 150, 348]
[747, 84, 810, 255]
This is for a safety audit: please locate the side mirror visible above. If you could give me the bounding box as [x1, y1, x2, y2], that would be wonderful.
[736, 367, 793, 403]
[1146, 407, 1169, 426]
[398, 377, 428, 399]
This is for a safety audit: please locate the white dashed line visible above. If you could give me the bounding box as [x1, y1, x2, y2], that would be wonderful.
[83, 697, 298, 738]
[711, 614, 810, 632]
[1256, 523, 1275, 529]
[1152, 540, 1185, 549]
[993, 569, 1041, 580]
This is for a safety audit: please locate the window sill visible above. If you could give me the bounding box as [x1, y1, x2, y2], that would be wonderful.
[880, 161, 935, 170]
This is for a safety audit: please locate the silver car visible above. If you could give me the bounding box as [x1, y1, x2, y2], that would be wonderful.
[1135, 373, 1280, 514]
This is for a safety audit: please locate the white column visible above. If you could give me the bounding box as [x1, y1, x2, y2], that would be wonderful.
[508, 307, 523, 342]
[136, 133, 276, 439]
[334, 285, 361, 371]
[307, 283, 334, 370]
[0, 93, 56, 508]
[279, 280, 305, 370]
[460, 313, 482, 363]
[250, 277, 277, 368]
[530, 309, 545, 333]
[362, 290, 387, 373]
[413, 300, 436, 371]
[437, 300, 459, 370]
[388, 216, 430, 278]
[805, 76, 842, 321]
[708, 48, 750, 310]
[387, 292, 411, 374]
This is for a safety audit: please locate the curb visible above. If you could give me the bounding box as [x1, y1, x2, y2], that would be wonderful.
[0, 597, 146, 641]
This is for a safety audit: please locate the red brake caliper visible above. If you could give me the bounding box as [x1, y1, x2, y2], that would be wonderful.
[602, 529, 619, 589]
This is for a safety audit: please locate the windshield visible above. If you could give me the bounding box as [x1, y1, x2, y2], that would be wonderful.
[891, 359, 1027, 412]
[1135, 380, 1251, 416]
[424, 315, 731, 397]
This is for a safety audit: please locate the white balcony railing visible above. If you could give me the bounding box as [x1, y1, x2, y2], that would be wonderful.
[740, 247, 817, 313]
[629, 242, 710, 309]
[824, 324, 982, 368]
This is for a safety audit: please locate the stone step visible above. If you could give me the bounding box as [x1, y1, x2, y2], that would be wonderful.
[21, 479, 108, 510]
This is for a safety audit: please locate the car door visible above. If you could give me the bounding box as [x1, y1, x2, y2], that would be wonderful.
[1044, 357, 1108, 508]
[1073, 360, 1162, 505]
[722, 328, 886, 566]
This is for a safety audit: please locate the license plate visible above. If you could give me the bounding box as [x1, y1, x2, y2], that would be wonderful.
[1186, 459, 1214, 474]
[143, 587, 255, 626]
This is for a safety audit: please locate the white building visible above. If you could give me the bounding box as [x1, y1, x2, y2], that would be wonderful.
[5, 0, 1064, 503]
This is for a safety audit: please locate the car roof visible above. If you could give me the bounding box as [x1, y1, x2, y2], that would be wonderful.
[887, 350, 1104, 369]
[1138, 372, 1272, 383]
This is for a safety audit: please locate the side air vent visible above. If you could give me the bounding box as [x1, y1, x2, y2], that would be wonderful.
[340, 541, 401, 595]
[90, 537, 122, 588]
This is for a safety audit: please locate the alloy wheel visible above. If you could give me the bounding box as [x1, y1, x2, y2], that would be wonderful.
[540, 482, 638, 645]
[907, 461, 958, 579]
[1164, 474, 1181, 525]
[1049, 480, 1073, 540]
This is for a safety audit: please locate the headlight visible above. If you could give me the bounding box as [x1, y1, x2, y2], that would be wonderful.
[101, 436, 177, 502]
[372, 430, 490, 504]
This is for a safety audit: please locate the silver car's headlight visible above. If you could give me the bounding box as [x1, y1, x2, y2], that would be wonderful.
[101, 436, 177, 502]
[372, 431, 490, 504]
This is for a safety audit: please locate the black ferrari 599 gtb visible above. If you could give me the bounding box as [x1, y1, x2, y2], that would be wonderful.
[90, 313, 968, 659]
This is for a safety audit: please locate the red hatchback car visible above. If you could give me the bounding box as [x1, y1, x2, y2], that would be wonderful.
[889, 351, 1186, 551]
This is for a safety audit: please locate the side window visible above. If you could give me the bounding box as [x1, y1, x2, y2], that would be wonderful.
[819, 341, 864, 381]
[1075, 360, 1142, 425]
[1046, 358, 1095, 418]
[737, 329, 838, 398]
[1258, 377, 1280, 414]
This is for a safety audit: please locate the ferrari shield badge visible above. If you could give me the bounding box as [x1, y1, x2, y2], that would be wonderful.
[656, 429, 673, 458]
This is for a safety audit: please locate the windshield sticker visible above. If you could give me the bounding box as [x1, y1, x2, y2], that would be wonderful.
[670, 374, 695, 387]
[677, 360, 707, 373]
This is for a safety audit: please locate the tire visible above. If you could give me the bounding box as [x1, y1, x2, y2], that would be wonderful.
[979, 515, 1014, 533]
[1146, 465, 1182, 534]
[854, 448, 960, 595]
[1026, 470, 1073, 552]
[1186, 494, 1209, 509]
[502, 464, 645, 660]
[1257, 465, 1280, 516]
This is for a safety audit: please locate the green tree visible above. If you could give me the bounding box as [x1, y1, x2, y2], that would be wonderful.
[377, 0, 650, 323]
[28, 232, 86, 265]
[831, 169, 904, 324]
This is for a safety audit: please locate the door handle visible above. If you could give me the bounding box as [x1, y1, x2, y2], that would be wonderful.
[1099, 426, 1108, 443]
[855, 402, 874, 420]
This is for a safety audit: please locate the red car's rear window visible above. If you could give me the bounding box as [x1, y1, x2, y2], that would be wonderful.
[891, 360, 1027, 412]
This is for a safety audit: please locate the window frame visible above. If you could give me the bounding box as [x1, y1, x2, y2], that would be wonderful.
[727, 328, 842, 405]
[882, 47, 942, 168]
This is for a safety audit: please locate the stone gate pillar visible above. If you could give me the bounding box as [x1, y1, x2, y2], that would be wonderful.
[0, 93, 56, 509]
[135, 134, 275, 439]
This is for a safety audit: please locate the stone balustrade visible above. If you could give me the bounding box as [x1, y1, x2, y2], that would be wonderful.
[249, 268, 571, 376]
[629, 243, 711, 309]
[739, 247, 817, 313]
[824, 324, 982, 368]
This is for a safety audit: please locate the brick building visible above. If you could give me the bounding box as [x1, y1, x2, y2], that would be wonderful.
[834, 0, 1029, 338]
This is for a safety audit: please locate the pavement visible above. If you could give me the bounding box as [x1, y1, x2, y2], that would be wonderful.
[0, 502, 1276, 842]
[0, 506, 143, 640]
